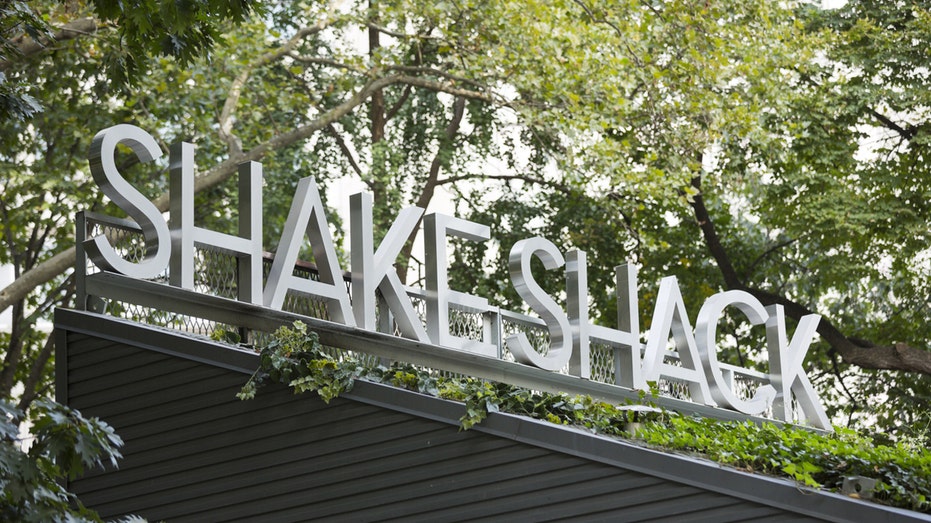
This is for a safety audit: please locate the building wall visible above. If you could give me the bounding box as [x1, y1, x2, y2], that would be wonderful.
[57, 311, 926, 522]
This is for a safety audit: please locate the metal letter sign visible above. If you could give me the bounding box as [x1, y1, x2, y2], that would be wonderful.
[642, 277, 714, 405]
[170, 141, 264, 304]
[81, 124, 833, 430]
[507, 238, 573, 371]
[86, 125, 170, 279]
[425, 213, 496, 355]
[766, 305, 831, 428]
[696, 291, 776, 415]
[264, 177, 354, 325]
[350, 192, 428, 341]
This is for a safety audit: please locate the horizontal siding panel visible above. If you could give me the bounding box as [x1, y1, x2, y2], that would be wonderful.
[183, 444, 564, 522]
[74, 406, 426, 494]
[65, 332, 114, 354]
[104, 432, 530, 520]
[79, 423, 496, 509]
[115, 405, 409, 465]
[74, 404, 395, 486]
[473, 475, 699, 523]
[115, 396, 373, 456]
[69, 365, 236, 409]
[610, 490, 747, 522]
[68, 341, 174, 375]
[116, 393, 373, 449]
[73, 374, 253, 430]
[59, 315, 888, 523]
[68, 354, 206, 397]
[631, 502, 787, 523]
[68, 349, 217, 396]
[69, 371, 243, 421]
[387, 467, 664, 522]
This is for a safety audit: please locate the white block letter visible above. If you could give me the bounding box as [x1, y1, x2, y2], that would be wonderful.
[506, 237, 572, 371]
[642, 276, 712, 405]
[766, 305, 831, 430]
[86, 124, 170, 279]
[264, 177, 354, 326]
[424, 213, 494, 355]
[350, 192, 428, 341]
[169, 141, 263, 304]
[695, 290, 776, 415]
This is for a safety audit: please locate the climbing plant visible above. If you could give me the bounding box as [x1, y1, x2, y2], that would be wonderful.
[240, 322, 931, 514]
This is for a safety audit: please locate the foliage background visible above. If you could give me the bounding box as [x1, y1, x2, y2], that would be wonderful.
[2, 1, 931, 515]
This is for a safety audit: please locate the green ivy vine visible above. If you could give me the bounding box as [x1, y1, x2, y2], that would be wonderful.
[237, 321, 363, 404]
[239, 322, 931, 514]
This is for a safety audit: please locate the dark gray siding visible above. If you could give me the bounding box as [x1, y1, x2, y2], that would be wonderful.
[57, 310, 926, 522]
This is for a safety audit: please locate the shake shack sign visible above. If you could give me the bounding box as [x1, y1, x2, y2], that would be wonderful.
[83, 124, 832, 431]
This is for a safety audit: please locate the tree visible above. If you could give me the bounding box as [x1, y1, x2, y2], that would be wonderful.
[0, 0, 256, 517]
[450, 0, 931, 438]
[0, 0, 259, 119]
[742, 0, 931, 434]
[2, 0, 931, 447]
[0, 400, 123, 521]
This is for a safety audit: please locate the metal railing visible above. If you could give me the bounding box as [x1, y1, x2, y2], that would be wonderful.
[75, 211, 800, 422]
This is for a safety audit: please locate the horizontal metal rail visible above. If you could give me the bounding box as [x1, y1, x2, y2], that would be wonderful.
[80, 270, 803, 428]
[74, 210, 799, 426]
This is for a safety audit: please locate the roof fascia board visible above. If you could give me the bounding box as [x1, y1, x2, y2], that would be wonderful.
[55, 309, 931, 523]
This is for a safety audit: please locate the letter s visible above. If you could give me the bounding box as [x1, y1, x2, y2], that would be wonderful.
[85, 124, 170, 279]
[506, 237, 573, 371]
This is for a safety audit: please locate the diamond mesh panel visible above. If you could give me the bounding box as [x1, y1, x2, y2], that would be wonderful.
[196, 249, 238, 299]
[657, 379, 692, 401]
[732, 374, 764, 402]
[100, 299, 239, 342]
[81, 216, 803, 421]
[449, 309, 484, 342]
[389, 294, 428, 337]
[85, 222, 168, 282]
[87, 223, 146, 264]
[501, 318, 550, 363]
[319, 345, 382, 367]
[589, 342, 615, 384]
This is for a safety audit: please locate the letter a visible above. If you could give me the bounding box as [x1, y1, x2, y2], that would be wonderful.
[264, 177, 354, 326]
[642, 276, 712, 405]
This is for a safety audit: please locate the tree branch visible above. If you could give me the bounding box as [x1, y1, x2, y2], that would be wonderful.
[397, 96, 467, 281]
[219, 20, 335, 156]
[437, 173, 573, 194]
[744, 237, 797, 280]
[0, 248, 72, 317]
[387, 65, 489, 89]
[0, 18, 101, 71]
[365, 22, 429, 40]
[15, 276, 74, 409]
[797, 71, 919, 142]
[688, 173, 741, 289]
[385, 84, 412, 121]
[288, 53, 366, 74]
[393, 75, 495, 103]
[689, 172, 931, 377]
[867, 107, 916, 140]
[325, 124, 363, 177]
[747, 286, 931, 375]
[0, 72, 468, 314]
